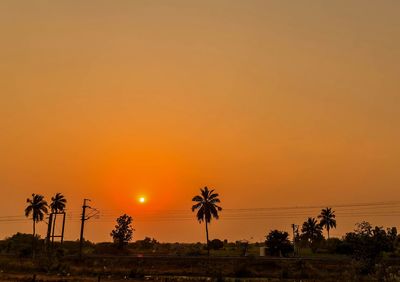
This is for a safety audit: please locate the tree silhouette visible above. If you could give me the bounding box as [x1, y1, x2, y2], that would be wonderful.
[111, 214, 134, 249]
[301, 217, 323, 253]
[25, 193, 48, 258]
[318, 207, 336, 239]
[265, 230, 294, 257]
[50, 193, 67, 242]
[191, 186, 222, 256]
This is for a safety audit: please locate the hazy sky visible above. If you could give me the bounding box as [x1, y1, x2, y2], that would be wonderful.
[1, 1, 399, 243]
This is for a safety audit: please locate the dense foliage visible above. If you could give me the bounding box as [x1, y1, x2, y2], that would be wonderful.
[209, 239, 224, 250]
[342, 222, 398, 273]
[110, 214, 134, 249]
[265, 230, 294, 257]
[300, 217, 324, 252]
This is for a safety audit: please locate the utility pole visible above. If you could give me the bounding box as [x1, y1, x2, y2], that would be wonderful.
[78, 199, 99, 258]
[79, 199, 90, 258]
[291, 224, 299, 256]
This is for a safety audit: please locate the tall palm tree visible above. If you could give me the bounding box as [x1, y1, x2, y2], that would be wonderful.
[50, 193, 67, 242]
[192, 186, 222, 256]
[25, 193, 48, 257]
[318, 207, 336, 239]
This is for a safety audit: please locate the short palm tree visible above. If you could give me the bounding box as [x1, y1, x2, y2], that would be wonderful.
[318, 207, 336, 239]
[192, 187, 222, 256]
[301, 217, 323, 245]
[25, 193, 48, 257]
[50, 193, 67, 242]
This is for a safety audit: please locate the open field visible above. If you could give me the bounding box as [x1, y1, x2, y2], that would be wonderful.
[1, 255, 400, 281]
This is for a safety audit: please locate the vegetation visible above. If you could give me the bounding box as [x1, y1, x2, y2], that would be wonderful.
[318, 207, 336, 239]
[300, 217, 324, 253]
[342, 222, 398, 274]
[265, 230, 293, 257]
[0, 234, 399, 280]
[110, 214, 134, 249]
[0, 226, 399, 280]
[24, 194, 48, 258]
[191, 186, 222, 256]
[209, 239, 224, 250]
[5, 193, 399, 280]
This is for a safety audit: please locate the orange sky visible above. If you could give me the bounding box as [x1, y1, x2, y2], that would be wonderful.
[1, 1, 399, 242]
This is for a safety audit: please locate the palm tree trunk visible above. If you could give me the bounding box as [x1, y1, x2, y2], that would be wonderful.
[32, 220, 36, 259]
[327, 227, 330, 239]
[205, 220, 209, 256]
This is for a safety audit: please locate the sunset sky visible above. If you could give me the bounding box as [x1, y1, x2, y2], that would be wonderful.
[1, 1, 399, 243]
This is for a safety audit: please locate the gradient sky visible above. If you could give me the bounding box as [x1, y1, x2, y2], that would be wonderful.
[1, 1, 399, 243]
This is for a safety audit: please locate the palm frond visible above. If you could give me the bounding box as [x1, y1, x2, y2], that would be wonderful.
[191, 202, 202, 212]
[192, 186, 222, 223]
[192, 195, 203, 202]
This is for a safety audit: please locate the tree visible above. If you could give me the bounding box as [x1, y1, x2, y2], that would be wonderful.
[110, 214, 134, 249]
[301, 217, 323, 253]
[25, 194, 48, 258]
[50, 193, 67, 243]
[265, 230, 294, 257]
[191, 186, 222, 256]
[318, 207, 336, 239]
[344, 222, 396, 274]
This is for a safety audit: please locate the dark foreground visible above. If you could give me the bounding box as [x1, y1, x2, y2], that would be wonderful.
[1, 255, 400, 281]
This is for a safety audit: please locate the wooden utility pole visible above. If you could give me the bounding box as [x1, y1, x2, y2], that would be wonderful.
[79, 199, 90, 258]
[291, 224, 299, 256]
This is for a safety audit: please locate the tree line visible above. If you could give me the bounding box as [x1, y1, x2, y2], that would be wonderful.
[21, 187, 399, 275]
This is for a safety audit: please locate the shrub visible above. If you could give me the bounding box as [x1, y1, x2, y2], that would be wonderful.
[265, 230, 294, 257]
[209, 239, 224, 250]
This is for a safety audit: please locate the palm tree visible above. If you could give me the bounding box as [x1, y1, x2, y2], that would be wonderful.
[192, 186, 222, 256]
[50, 193, 67, 242]
[301, 217, 323, 252]
[25, 193, 48, 257]
[318, 207, 336, 239]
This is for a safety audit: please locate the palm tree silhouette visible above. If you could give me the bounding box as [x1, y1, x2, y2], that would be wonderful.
[25, 193, 48, 258]
[318, 207, 336, 239]
[50, 193, 67, 242]
[192, 186, 222, 256]
[301, 217, 323, 245]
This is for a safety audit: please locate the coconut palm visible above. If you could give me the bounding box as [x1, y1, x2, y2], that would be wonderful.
[50, 193, 67, 242]
[192, 186, 222, 256]
[25, 193, 48, 257]
[301, 217, 323, 250]
[318, 207, 336, 239]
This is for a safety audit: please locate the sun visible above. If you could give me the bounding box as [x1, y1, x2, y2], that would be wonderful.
[138, 196, 146, 204]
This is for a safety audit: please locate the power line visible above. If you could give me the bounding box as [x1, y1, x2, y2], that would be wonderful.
[2, 200, 399, 224]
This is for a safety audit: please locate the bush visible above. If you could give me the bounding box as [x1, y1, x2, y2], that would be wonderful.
[2, 233, 43, 257]
[324, 238, 342, 253]
[209, 239, 224, 250]
[133, 237, 158, 250]
[265, 230, 294, 257]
